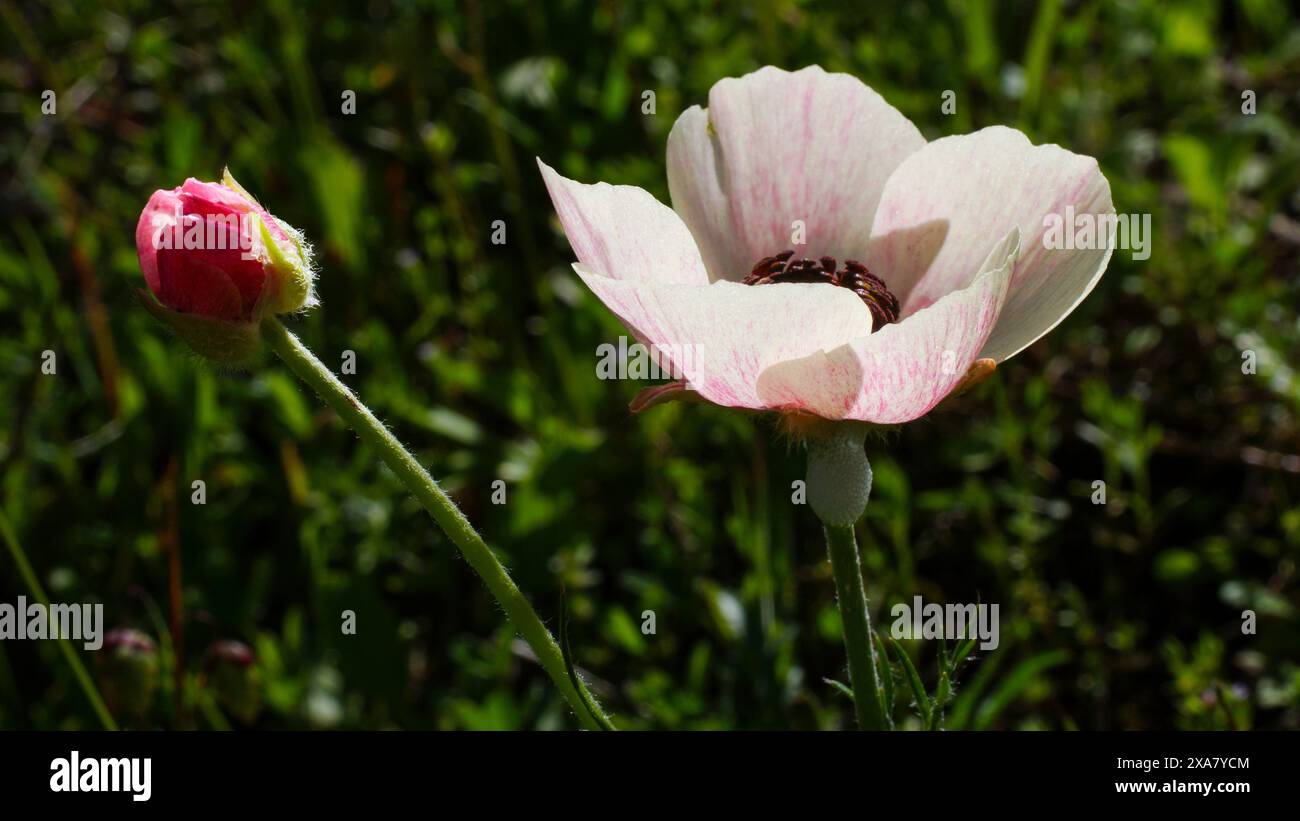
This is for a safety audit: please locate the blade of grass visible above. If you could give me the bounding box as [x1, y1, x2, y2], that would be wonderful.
[972, 649, 1069, 730]
[1019, 0, 1063, 129]
[947, 643, 1004, 730]
[0, 511, 117, 730]
[559, 588, 617, 731]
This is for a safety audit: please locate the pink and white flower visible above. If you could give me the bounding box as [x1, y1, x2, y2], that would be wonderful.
[540, 65, 1114, 424]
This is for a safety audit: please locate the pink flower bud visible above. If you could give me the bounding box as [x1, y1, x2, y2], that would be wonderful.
[202, 640, 262, 724]
[133, 170, 315, 364]
[96, 628, 159, 720]
[135, 170, 314, 322]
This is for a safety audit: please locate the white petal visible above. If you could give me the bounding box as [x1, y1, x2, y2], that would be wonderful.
[756, 228, 1021, 423]
[574, 264, 876, 410]
[667, 66, 925, 281]
[869, 126, 1113, 362]
[538, 159, 709, 287]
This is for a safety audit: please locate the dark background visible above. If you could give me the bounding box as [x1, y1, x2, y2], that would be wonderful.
[1, 0, 1297, 729]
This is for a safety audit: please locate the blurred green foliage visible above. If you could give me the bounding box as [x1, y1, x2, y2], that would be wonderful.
[1, 0, 1297, 730]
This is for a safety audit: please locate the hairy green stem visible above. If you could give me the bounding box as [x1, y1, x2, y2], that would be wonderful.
[0, 511, 118, 730]
[805, 422, 888, 729]
[259, 317, 610, 730]
[824, 523, 887, 730]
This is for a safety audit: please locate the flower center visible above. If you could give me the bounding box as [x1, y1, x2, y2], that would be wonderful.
[742, 251, 900, 331]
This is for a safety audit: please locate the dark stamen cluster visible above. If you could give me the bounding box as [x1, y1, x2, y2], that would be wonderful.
[742, 250, 900, 331]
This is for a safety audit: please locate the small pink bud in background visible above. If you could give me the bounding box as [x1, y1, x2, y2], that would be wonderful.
[96, 628, 160, 720]
[202, 639, 262, 724]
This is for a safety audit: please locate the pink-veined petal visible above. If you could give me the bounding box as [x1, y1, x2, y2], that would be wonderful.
[667, 66, 925, 282]
[869, 126, 1113, 362]
[538, 159, 709, 287]
[756, 228, 1021, 423]
[573, 264, 876, 410]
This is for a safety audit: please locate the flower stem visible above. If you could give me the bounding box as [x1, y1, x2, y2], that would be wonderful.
[824, 523, 887, 730]
[803, 422, 889, 729]
[259, 317, 611, 730]
[0, 511, 118, 730]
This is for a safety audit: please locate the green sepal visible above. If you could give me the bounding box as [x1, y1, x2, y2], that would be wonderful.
[221, 166, 262, 208]
[255, 215, 312, 314]
[136, 290, 262, 366]
[223, 167, 315, 316]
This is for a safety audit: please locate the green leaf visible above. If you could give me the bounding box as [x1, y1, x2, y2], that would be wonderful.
[1163, 135, 1224, 221]
[872, 631, 895, 727]
[823, 678, 855, 701]
[950, 635, 980, 674]
[888, 637, 931, 727]
[935, 670, 956, 722]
